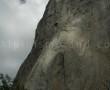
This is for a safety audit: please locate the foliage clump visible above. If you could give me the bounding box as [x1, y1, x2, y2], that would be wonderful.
[0, 74, 13, 90]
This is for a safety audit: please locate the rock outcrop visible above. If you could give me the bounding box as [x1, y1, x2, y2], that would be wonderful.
[13, 0, 110, 90]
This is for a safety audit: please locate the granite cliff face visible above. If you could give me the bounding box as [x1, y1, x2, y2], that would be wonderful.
[13, 0, 110, 90]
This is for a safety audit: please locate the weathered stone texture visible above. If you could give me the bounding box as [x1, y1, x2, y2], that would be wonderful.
[13, 0, 110, 90]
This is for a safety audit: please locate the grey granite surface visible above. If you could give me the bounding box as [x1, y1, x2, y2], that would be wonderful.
[13, 0, 110, 90]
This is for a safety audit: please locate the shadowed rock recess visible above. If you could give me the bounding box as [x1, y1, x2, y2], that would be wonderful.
[13, 0, 110, 90]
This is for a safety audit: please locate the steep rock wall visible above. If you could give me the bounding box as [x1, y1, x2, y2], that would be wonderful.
[13, 0, 110, 90]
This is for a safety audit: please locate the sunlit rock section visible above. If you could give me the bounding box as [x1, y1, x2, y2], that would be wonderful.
[13, 0, 110, 90]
